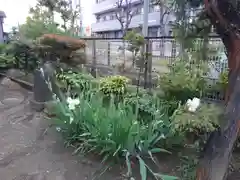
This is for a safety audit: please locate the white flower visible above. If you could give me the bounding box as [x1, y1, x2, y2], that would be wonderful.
[67, 97, 80, 110]
[133, 121, 138, 125]
[160, 134, 166, 139]
[72, 99, 80, 105]
[68, 104, 76, 110]
[67, 97, 72, 104]
[56, 127, 61, 132]
[186, 97, 200, 112]
[70, 116, 74, 124]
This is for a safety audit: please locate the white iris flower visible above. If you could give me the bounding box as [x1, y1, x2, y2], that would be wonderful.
[186, 97, 200, 112]
[67, 97, 80, 110]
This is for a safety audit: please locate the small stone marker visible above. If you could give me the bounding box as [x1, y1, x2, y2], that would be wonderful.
[33, 69, 52, 103]
[32, 62, 55, 111]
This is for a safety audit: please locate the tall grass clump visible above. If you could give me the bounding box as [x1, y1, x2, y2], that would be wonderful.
[48, 91, 178, 180]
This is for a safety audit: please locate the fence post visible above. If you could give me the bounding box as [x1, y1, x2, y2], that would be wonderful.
[160, 38, 164, 57]
[148, 40, 153, 89]
[170, 39, 177, 72]
[144, 39, 152, 89]
[107, 42, 111, 66]
[91, 39, 97, 77]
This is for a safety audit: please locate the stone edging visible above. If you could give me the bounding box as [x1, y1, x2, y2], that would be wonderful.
[0, 72, 33, 91]
[0, 72, 46, 112]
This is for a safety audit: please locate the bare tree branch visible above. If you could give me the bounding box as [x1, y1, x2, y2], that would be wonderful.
[114, 0, 139, 37]
[156, 0, 175, 35]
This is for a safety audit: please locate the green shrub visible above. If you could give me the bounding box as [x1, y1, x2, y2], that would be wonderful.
[48, 92, 178, 180]
[56, 70, 95, 92]
[0, 54, 16, 69]
[0, 44, 16, 69]
[4, 39, 39, 72]
[171, 101, 221, 142]
[55, 71, 180, 120]
[216, 70, 228, 91]
[159, 57, 208, 103]
[0, 44, 7, 54]
[99, 75, 130, 96]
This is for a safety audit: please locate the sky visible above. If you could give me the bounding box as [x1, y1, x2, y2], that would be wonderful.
[0, 0, 94, 32]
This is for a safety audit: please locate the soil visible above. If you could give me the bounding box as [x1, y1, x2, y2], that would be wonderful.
[0, 78, 123, 180]
[1, 76, 240, 180]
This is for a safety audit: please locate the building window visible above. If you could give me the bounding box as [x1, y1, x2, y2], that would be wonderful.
[108, 32, 115, 38]
[115, 31, 123, 38]
[134, 6, 143, 15]
[150, 5, 160, 12]
[96, 15, 100, 22]
[96, 0, 105, 3]
[148, 27, 158, 37]
[102, 16, 106, 21]
[110, 14, 115, 20]
[153, 5, 160, 12]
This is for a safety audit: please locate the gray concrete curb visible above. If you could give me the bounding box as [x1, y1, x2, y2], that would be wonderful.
[0, 72, 48, 112]
[0, 72, 33, 91]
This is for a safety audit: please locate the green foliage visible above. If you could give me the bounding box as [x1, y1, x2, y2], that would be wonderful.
[56, 69, 95, 92]
[0, 54, 15, 69]
[55, 70, 179, 121]
[177, 155, 198, 180]
[4, 39, 39, 72]
[99, 75, 130, 96]
[171, 103, 221, 136]
[48, 67, 224, 179]
[19, 17, 63, 40]
[124, 30, 145, 55]
[0, 44, 16, 69]
[0, 44, 7, 54]
[123, 30, 148, 69]
[159, 55, 208, 103]
[218, 70, 228, 90]
[48, 91, 177, 180]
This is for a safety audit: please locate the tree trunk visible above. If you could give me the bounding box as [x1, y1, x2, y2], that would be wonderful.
[196, 37, 240, 179]
[197, 69, 240, 180]
[224, 39, 240, 103]
[195, 0, 240, 178]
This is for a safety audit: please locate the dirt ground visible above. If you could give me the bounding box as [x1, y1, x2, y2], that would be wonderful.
[0, 78, 124, 180]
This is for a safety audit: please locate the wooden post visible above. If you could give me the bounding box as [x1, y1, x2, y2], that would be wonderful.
[144, 39, 151, 89]
[148, 40, 153, 89]
[107, 42, 111, 66]
[91, 39, 97, 78]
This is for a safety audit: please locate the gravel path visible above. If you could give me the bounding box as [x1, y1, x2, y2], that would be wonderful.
[0, 78, 121, 180]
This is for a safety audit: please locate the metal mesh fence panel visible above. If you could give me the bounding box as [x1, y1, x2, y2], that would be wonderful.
[83, 37, 227, 101]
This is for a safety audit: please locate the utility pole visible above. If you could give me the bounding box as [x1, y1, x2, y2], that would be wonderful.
[79, 0, 83, 36]
[142, 0, 150, 89]
[142, 0, 149, 37]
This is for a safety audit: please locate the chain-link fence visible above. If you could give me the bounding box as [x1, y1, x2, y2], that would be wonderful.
[83, 36, 227, 101]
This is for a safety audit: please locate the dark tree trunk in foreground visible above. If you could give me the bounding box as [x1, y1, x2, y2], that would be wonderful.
[197, 0, 240, 179]
[197, 70, 240, 180]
